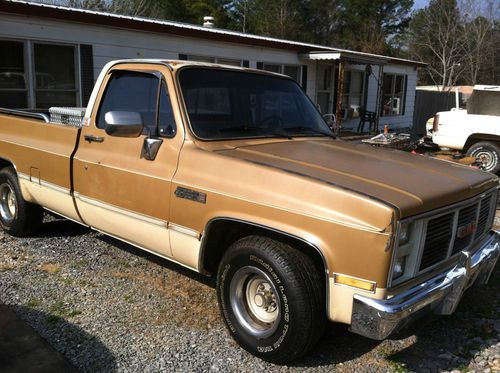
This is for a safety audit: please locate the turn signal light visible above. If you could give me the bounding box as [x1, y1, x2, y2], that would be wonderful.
[333, 274, 376, 292]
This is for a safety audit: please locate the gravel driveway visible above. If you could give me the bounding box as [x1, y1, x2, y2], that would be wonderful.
[0, 213, 499, 373]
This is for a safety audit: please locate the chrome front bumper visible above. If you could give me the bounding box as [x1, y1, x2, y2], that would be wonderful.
[350, 231, 500, 340]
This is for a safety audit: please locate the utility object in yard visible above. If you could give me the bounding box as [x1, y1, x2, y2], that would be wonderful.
[0, 60, 499, 363]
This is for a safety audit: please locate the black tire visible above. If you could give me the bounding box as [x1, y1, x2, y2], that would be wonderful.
[466, 141, 500, 174]
[0, 167, 43, 236]
[216, 235, 325, 364]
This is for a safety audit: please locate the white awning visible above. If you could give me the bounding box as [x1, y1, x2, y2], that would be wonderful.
[300, 51, 389, 65]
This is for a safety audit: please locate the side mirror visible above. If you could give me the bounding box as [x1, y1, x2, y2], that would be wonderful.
[104, 111, 144, 137]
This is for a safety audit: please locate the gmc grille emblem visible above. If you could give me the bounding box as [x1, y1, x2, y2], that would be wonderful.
[456, 222, 477, 239]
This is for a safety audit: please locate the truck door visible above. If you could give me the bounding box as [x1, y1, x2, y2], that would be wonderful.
[73, 64, 183, 259]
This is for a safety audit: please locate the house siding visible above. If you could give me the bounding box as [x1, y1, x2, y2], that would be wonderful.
[0, 13, 302, 80]
[0, 12, 419, 131]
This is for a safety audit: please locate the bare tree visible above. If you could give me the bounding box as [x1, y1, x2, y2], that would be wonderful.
[460, 0, 498, 85]
[408, 0, 465, 90]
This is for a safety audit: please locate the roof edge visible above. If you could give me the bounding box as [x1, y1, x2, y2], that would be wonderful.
[1, 0, 426, 67]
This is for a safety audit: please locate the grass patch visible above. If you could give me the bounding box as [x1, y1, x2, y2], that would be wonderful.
[46, 299, 81, 324]
[468, 322, 496, 340]
[46, 315, 61, 324]
[40, 263, 61, 274]
[60, 277, 94, 287]
[72, 259, 89, 269]
[117, 259, 131, 269]
[0, 263, 15, 272]
[388, 360, 407, 373]
[27, 299, 41, 308]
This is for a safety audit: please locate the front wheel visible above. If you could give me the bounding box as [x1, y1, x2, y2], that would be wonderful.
[216, 236, 325, 363]
[466, 141, 500, 174]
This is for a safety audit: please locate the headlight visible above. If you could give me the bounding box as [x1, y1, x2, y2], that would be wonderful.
[398, 222, 411, 245]
[390, 220, 425, 286]
[392, 256, 406, 280]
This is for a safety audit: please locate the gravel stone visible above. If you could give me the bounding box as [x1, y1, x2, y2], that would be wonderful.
[0, 212, 499, 372]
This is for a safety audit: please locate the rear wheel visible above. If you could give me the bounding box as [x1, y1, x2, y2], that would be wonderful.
[466, 141, 500, 174]
[0, 167, 43, 236]
[216, 235, 325, 363]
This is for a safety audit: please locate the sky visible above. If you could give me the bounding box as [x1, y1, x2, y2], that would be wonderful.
[413, 0, 430, 10]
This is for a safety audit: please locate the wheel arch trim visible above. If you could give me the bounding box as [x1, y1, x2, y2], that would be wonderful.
[465, 134, 500, 151]
[0, 157, 17, 172]
[198, 216, 331, 314]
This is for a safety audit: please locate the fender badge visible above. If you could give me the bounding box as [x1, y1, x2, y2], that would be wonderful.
[174, 187, 207, 204]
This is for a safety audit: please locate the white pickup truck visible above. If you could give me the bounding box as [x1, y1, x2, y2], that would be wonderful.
[427, 85, 500, 173]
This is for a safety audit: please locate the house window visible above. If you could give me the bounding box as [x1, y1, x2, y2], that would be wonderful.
[261, 63, 302, 83]
[34, 43, 77, 108]
[0, 39, 79, 109]
[186, 55, 242, 67]
[342, 70, 364, 119]
[262, 63, 281, 74]
[0, 40, 28, 109]
[381, 73, 406, 116]
[186, 55, 215, 63]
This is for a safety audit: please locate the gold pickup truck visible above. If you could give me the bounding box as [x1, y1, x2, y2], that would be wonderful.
[0, 60, 499, 363]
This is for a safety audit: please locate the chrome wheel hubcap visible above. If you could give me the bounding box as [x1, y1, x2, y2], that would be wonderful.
[0, 183, 16, 223]
[230, 266, 281, 338]
[473, 150, 495, 171]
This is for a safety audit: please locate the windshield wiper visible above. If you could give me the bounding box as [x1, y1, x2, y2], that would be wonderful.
[219, 125, 292, 139]
[283, 126, 336, 139]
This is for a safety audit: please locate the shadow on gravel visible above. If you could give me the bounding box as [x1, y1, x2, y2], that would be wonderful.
[34, 213, 90, 238]
[382, 266, 500, 372]
[290, 322, 381, 368]
[1, 305, 117, 373]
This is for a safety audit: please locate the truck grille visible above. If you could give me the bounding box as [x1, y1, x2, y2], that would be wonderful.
[419, 213, 454, 270]
[419, 191, 496, 272]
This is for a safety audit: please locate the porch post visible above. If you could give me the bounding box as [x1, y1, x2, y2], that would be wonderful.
[335, 60, 344, 135]
[374, 64, 384, 132]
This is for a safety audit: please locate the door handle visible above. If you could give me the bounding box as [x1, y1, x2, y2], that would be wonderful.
[84, 134, 104, 143]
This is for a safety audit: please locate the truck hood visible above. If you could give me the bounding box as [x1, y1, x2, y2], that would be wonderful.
[217, 139, 498, 218]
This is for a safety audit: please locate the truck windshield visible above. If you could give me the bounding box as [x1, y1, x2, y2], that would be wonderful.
[179, 68, 333, 140]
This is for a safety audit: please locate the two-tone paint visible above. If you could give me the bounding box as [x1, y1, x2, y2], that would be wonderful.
[0, 60, 497, 325]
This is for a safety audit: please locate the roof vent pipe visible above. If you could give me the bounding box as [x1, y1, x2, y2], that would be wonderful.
[203, 16, 214, 28]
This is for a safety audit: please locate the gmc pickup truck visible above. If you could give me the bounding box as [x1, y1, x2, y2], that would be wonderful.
[0, 60, 499, 363]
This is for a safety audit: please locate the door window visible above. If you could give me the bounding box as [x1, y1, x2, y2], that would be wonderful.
[158, 81, 176, 137]
[97, 71, 159, 133]
[97, 71, 176, 137]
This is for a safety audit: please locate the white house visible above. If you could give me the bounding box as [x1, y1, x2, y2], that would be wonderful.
[0, 0, 425, 132]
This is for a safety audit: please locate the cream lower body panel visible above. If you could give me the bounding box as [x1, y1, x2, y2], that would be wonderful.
[75, 194, 201, 272]
[18, 173, 82, 223]
[328, 278, 387, 323]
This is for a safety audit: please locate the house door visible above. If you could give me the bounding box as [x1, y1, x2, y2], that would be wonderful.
[315, 63, 335, 114]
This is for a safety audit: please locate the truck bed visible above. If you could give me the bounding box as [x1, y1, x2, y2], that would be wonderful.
[0, 111, 81, 220]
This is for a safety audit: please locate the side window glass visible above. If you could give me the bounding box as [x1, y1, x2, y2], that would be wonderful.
[96, 71, 159, 133]
[158, 82, 176, 137]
